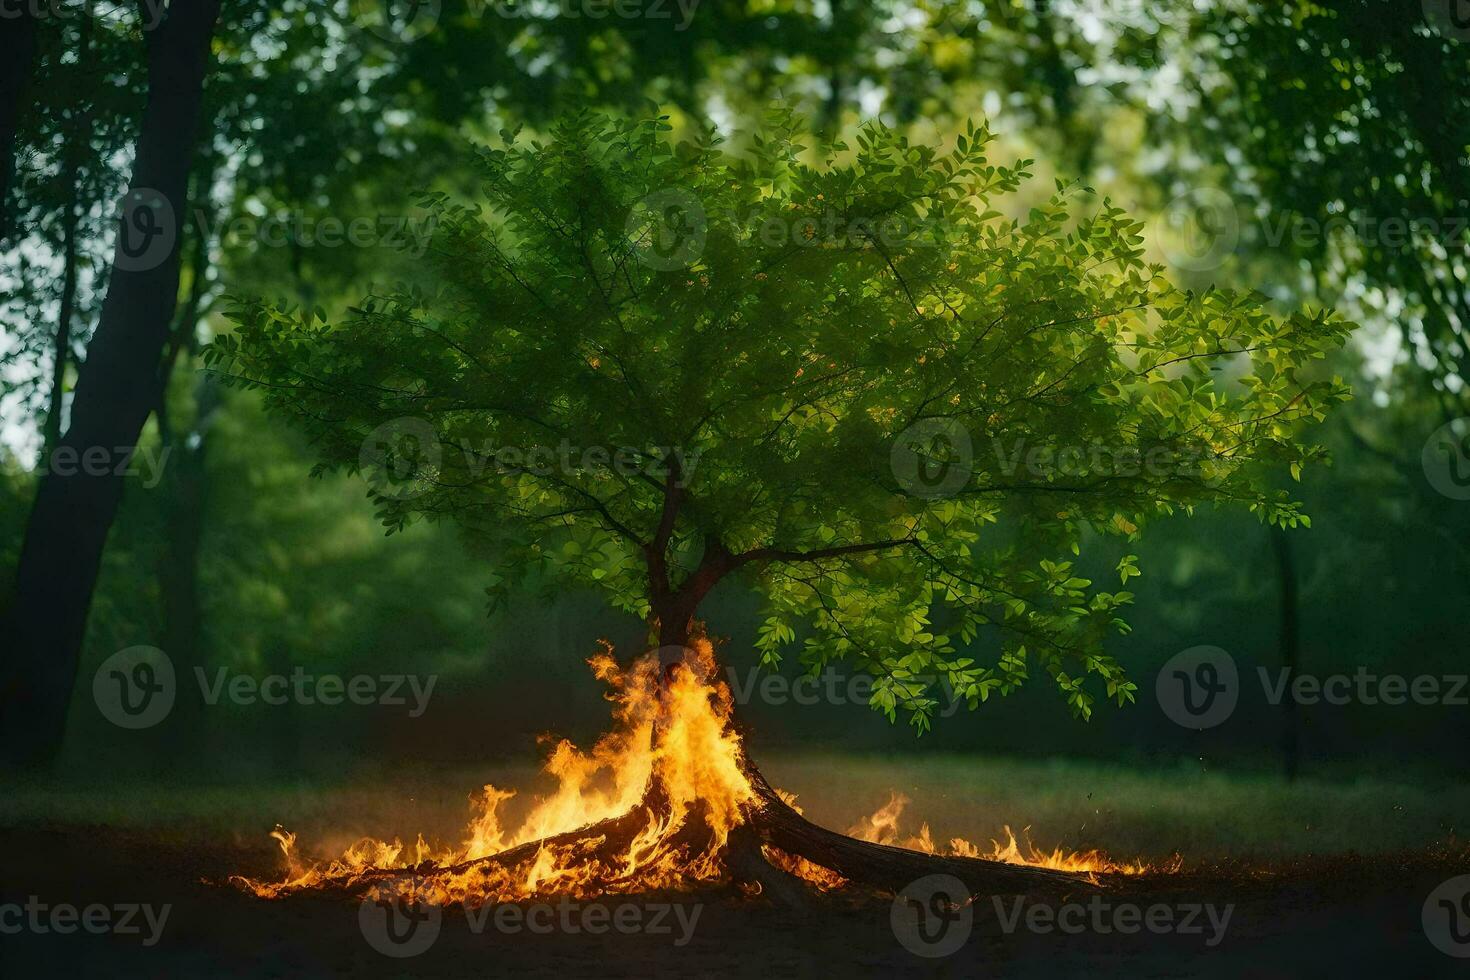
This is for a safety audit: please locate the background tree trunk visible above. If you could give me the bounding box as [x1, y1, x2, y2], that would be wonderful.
[41, 18, 96, 453]
[0, 0, 223, 769]
[151, 154, 219, 768]
[154, 376, 217, 768]
[0, 7, 38, 246]
[1270, 524, 1301, 782]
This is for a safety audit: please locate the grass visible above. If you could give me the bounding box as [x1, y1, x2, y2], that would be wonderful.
[3, 753, 1463, 865]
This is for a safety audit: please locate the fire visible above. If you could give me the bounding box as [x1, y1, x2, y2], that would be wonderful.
[235, 639, 1170, 905]
[845, 791, 1173, 876]
[236, 638, 753, 904]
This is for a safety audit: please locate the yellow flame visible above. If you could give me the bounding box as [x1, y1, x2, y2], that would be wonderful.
[236, 639, 753, 903]
[854, 792, 1170, 876]
[235, 646, 1172, 903]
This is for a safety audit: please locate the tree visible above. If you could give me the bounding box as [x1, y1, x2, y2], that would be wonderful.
[210, 109, 1352, 889]
[1, 0, 1157, 772]
[0, 0, 983, 770]
[1158, 0, 1470, 416]
[0, 6, 39, 245]
[0, 0, 222, 768]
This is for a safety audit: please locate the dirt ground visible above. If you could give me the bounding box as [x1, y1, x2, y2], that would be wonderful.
[2, 823, 1466, 978]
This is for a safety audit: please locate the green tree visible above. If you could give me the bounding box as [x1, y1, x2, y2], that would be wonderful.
[214, 109, 1351, 730]
[1154, 0, 1469, 415]
[211, 109, 1352, 888]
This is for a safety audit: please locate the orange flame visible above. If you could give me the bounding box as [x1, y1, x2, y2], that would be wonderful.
[235, 643, 1171, 904]
[236, 639, 753, 903]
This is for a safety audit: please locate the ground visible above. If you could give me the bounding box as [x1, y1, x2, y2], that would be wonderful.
[3, 755, 1467, 977]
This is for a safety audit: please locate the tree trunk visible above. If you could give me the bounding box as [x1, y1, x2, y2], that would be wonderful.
[0, 0, 223, 769]
[154, 375, 217, 767]
[646, 609, 1089, 898]
[739, 756, 1090, 895]
[1270, 524, 1301, 782]
[0, 6, 38, 246]
[263, 609, 1098, 901]
[151, 154, 219, 768]
[324, 744, 1092, 902]
[42, 199, 79, 451]
[41, 17, 95, 453]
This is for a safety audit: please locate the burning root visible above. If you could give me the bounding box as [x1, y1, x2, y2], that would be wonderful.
[234, 640, 1164, 905]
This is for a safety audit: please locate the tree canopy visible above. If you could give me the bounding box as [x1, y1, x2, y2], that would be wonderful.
[212, 108, 1351, 730]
